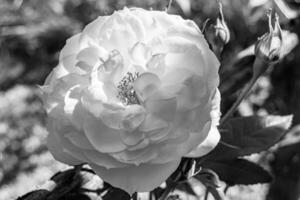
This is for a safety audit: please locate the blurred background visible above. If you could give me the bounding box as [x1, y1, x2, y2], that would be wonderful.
[0, 0, 299, 199]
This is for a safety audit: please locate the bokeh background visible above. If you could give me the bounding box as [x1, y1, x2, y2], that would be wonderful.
[0, 0, 300, 199]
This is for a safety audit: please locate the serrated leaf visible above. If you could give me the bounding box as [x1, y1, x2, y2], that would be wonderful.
[200, 159, 272, 185]
[203, 115, 292, 160]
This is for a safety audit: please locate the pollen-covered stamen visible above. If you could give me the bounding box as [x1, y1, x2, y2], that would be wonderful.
[117, 72, 140, 105]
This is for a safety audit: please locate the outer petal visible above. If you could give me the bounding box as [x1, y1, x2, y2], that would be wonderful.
[83, 150, 129, 169]
[151, 121, 211, 164]
[47, 132, 82, 165]
[90, 159, 181, 194]
[59, 34, 82, 60]
[185, 126, 220, 157]
[186, 90, 221, 157]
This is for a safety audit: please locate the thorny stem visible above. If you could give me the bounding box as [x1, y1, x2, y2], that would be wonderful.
[220, 58, 269, 125]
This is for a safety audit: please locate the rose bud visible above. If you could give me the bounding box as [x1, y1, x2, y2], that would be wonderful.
[41, 7, 220, 194]
[255, 11, 283, 63]
[214, 1, 230, 45]
[205, 1, 230, 57]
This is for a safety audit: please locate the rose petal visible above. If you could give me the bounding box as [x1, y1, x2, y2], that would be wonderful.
[81, 16, 108, 43]
[177, 75, 207, 111]
[210, 89, 221, 126]
[83, 150, 128, 169]
[47, 108, 88, 162]
[47, 133, 82, 165]
[121, 105, 146, 131]
[98, 50, 125, 85]
[161, 68, 193, 85]
[90, 159, 181, 194]
[65, 131, 93, 150]
[64, 86, 81, 116]
[130, 42, 151, 64]
[139, 114, 168, 132]
[133, 72, 161, 102]
[151, 122, 211, 164]
[81, 85, 107, 118]
[68, 101, 86, 130]
[186, 126, 220, 157]
[59, 34, 82, 60]
[146, 54, 166, 76]
[128, 138, 150, 151]
[144, 87, 177, 122]
[147, 126, 171, 142]
[164, 46, 206, 77]
[101, 28, 135, 63]
[121, 129, 145, 146]
[76, 46, 108, 71]
[145, 98, 176, 122]
[83, 114, 127, 153]
[111, 147, 157, 165]
[61, 55, 83, 74]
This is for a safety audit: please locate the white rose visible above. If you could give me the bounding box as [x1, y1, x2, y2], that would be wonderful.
[41, 7, 221, 194]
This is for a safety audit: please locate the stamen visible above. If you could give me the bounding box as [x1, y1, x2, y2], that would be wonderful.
[117, 72, 140, 105]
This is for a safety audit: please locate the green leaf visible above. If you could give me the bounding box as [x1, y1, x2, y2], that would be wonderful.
[200, 159, 272, 185]
[203, 115, 292, 160]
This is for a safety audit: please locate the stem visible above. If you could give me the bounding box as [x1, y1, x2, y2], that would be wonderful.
[149, 191, 154, 200]
[81, 168, 95, 174]
[214, 44, 223, 61]
[167, 0, 173, 12]
[132, 192, 138, 200]
[220, 58, 268, 125]
[224, 185, 230, 194]
[74, 163, 84, 171]
[80, 188, 105, 195]
[220, 75, 257, 124]
[159, 184, 175, 200]
[204, 188, 210, 200]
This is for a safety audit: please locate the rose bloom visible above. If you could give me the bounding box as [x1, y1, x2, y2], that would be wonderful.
[41, 7, 220, 194]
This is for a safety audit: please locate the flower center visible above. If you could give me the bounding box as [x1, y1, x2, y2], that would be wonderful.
[117, 72, 140, 105]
